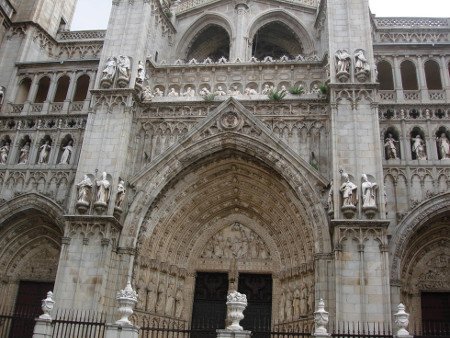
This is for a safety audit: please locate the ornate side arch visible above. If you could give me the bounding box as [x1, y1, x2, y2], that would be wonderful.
[246, 10, 315, 55]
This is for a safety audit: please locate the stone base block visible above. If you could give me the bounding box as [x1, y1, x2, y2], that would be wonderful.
[33, 319, 53, 338]
[105, 324, 139, 338]
[216, 329, 252, 338]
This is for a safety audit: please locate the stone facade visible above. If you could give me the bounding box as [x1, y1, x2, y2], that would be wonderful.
[0, 0, 448, 332]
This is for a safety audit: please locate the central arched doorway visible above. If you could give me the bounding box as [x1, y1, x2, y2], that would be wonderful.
[132, 150, 322, 332]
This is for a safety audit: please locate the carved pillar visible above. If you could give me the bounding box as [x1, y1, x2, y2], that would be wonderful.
[416, 56, 429, 103]
[232, 2, 249, 61]
[63, 72, 77, 112]
[392, 57, 404, 103]
[23, 74, 39, 114]
[439, 56, 450, 99]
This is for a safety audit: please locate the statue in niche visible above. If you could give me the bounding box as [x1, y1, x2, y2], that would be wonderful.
[115, 179, 126, 210]
[285, 290, 293, 321]
[59, 140, 73, 164]
[101, 57, 117, 87]
[156, 281, 166, 314]
[244, 87, 258, 95]
[411, 135, 427, 160]
[354, 49, 371, 81]
[167, 88, 179, 97]
[228, 85, 241, 96]
[175, 285, 184, 318]
[0, 141, 10, 164]
[384, 133, 400, 159]
[215, 86, 227, 96]
[95, 172, 111, 206]
[182, 86, 195, 97]
[436, 133, 450, 160]
[311, 84, 321, 95]
[154, 88, 164, 97]
[116, 55, 131, 88]
[142, 86, 154, 101]
[327, 180, 334, 214]
[279, 291, 286, 322]
[146, 274, 158, 312]
[361, 174, 378, 209]
[261, 84, 271, 95]
[76, 175, 93, 209]
[340, 171, 358, 207]
[293, 288, 301, 319]
[136, 61, 146, 85]
[335, 49, 351, 82]
[199, 87, 211, 96]
[164, 279, 176, 316]
[38, 140, 51, 164]
[299, 284, 308, 316]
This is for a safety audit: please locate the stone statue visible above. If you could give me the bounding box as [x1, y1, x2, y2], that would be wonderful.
[361, 174, 378, 208]
[244, 87, 258, 95]
[18, 142, 30, 164]
[384, 133, 399, 159]
[115, 179, 126, 209]
[411, 135, 427, 160]
[335, 50, 351, 74]
[167, 88, 179, 97]
[199, 87, 211, 96]
[77, 175, 93, 205]
[146, 275, 158, 312]
[261, 84, 271, 95]
[38, 140, 51, 164]
[182, 86, 195, 97]
[59, 140, 73, 164]
[311, 84, 321, 95]
[136, 61, 146, 84]
[279, 291, 285, 322]
[228, 85, 241, 96]
[293, 288, 301, 318]
[156, 282, 166, 314]
[175, 287, 184, 318]
[95, 172, 111, 205]
[327, 180, 334, 213]
[354, 50, 370, 74]
[142, 86, 154, 101]
[285, 290, 293, 321]
[117, 55, 131, 81]
[340, 171, 358, 207]
[0, 142, 10, 164]
[300, 284, 308, 316]
[101, 57, 117, 81]
[436, 133, 450, 160]
[164, 280, 175, 316]
[154, 88, 164, 97]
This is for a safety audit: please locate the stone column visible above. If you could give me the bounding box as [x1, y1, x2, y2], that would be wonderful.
[416, 56, 429, 103]
[232, 2, 249, 61]
[392, 56, 404, 103]
[63, 72, 77, 112]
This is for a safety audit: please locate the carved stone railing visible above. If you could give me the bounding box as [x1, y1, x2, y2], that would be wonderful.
[174, 0, 317, 14]
[379, 90, 396, 102]
[374, 31, 450, 45]
[0, 0, 15, 19]
[378, 106, 449, 120]
[57, 30, 106, 41]
[375, 17, 449, 28]
[8, 101, 89, 115]
[429, 90, 446, 101]
[0, 115, 87, 131]
[403, 91, 420, 101]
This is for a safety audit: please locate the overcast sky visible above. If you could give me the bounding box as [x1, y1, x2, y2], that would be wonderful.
[71, 0, 450, 31]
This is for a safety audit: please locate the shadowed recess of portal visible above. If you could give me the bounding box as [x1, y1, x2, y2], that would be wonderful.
[185, 24, 230, 62]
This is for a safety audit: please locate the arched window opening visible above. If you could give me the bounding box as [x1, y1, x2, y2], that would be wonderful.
[252, 21, 303, 60]
[34, 77, 51, 103]
[53, 76, 70, 102]
[15, 78, 32, 104]
[424, 60, 442, 90]
[185, 25, 230, 62]
[410, 127, 427, 160]
[400, 60, 418, 90]
[384, 127, 401, 160]
[377, 61, 394, 90]
[73, 75, 90, 101]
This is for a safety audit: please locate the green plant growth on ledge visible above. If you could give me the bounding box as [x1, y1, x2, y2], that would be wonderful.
[289, 86, 305, 95]
[267, 90, 286, 101]
[202, 93, 216, 102]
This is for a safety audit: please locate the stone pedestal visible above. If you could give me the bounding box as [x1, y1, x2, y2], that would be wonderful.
[216, 329, 252, 338]
[105, 324, 139, 338]
[32, 319, 53, 338]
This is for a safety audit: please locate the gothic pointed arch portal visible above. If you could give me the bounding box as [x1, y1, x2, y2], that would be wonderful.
[133, 153, 319, 328]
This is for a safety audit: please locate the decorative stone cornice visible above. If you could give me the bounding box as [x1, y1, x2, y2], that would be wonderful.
[330, 220, 390, 229]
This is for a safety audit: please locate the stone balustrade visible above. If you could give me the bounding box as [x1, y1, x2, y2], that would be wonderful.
[57, 30, 106, 42]
[7, 101, 89, 115]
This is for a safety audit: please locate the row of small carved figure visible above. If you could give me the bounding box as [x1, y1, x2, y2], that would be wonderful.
[0, 137, 74, 165]
[328, 171, 380, 219]
[384, 132, 450, 160]
[100, 55, 147, 89]
[335, 49, 371, 82]
[76, 172, 125, 213]
[165, 54, 321, 66]
[279, 284, 315, 322]
[141, 84, 323, 101]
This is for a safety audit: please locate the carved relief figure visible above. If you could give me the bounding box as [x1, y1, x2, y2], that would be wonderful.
[115, 179, 126, 209]
[77, 175, 93, 205]
[215, 86, 226, 96]
[340, 172, 358, 207]
[199, 87, 210, 96]
[279, 291, 286, 322]
[18, 142, 30, 164]
[164, 279, 176, 316]
[156, 281, 166, 314]
[101, 57, 117, 81]
[168, 88, 179, 97]
[38, 140, 51, 164]
[182, 86, 195, 97]
[142, 86, 154, 101]
[285, 290, 293, 321]
[300, 284, 308, 316]
[59, 140, 73, 164]
[327, 180, 334, 213]
[175, 286, 184, 318]
[436, 133, 450, 159]
[293, 288, 301, 319]
[384, 133, 399, 159]
[117, 55, 131, 81]
[146, 274, 158, 312]
[411, 135, 427, 160]
[354, 50, 370, 74]
[335, 50, 351, 73]
[136, 61, 146, 84]
[361, 174, 378, 208]
[261, 84, 271, 95]
[95, 172, 111, 205]
[0, 142, 10, 164]
[154, 88, 164, 97]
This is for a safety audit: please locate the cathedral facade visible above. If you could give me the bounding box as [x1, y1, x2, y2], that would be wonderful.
[0, 0, 449, 333]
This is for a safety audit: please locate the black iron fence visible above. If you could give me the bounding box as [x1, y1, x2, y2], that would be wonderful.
[331, 322, 393, 338]
[0, 306, 37, 338]
[51, 309, 107, 338]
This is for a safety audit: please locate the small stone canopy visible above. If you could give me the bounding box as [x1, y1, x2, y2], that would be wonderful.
[123, 98, 331, 255]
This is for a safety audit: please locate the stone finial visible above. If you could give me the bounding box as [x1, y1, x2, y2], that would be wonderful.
[226, 291, 248, 331]
[39, 291, 55, 320]
[115, 281, 138, 326]
[394, 303, 411, 337]
[313, 299, 330, 336]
